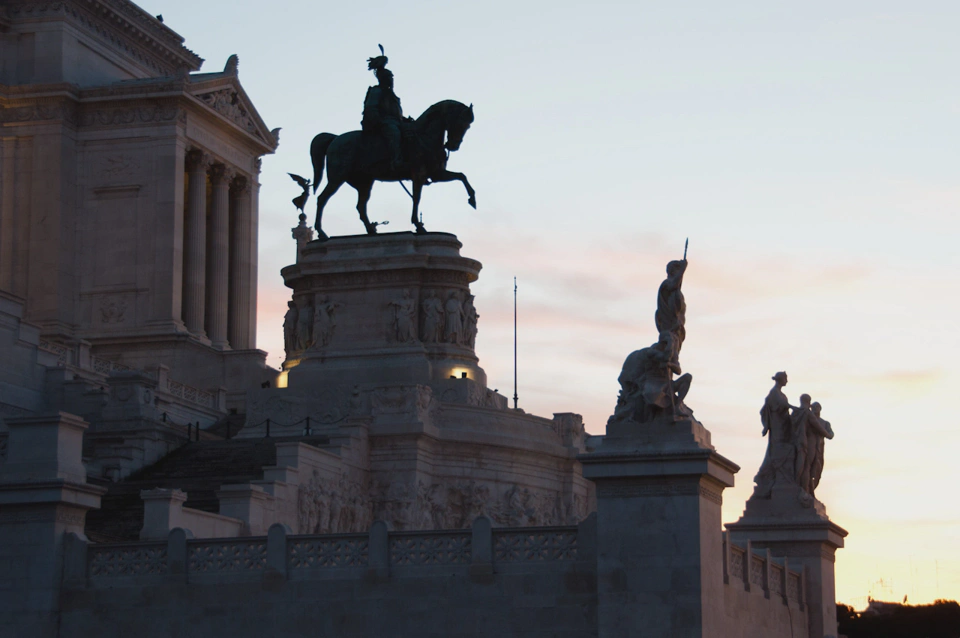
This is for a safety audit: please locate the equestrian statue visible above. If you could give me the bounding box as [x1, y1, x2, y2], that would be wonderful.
[308, 45, 476, 239]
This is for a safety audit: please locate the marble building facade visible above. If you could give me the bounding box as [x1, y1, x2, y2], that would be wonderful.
[0, 0, 277, 397]
[0, 2, 846, 637]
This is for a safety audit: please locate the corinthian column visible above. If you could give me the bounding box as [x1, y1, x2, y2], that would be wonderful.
[206, 163, 233, 349]
[183, 150, 210, 337]
[228, 176, 251, 349]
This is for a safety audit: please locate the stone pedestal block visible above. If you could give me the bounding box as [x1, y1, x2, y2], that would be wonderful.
[581, 439, 738, 638]
[0, 412, 104, 634]
[727, 515, 847, 638]
[0, 412, 90, 484]
[283, 232, 486, 391]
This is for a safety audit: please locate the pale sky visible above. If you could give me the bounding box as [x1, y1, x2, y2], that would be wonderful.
[145, 0, 960, 607]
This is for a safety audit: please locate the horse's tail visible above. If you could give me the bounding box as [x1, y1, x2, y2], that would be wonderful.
[310, 133, 335, 193]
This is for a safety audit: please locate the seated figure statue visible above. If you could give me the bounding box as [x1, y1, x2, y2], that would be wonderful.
[610, 331, 692, 425]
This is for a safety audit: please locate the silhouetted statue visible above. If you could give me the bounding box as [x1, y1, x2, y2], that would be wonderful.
[808, 402, 834, 495]
[363, 46, 404, 172]
[752, 373, 834, 503]
[800, 403, 833, 496]
[608, 248, 696, 427]
[288, 173, 311, 214]
[309, 47, 476, 239]
[753, 371, 793, 499]
[655, 259, 687, 357]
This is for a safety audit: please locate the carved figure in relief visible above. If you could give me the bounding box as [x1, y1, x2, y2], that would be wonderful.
[100, 296, 127, 324]
[295, 297, 314, 351]
[420, 290, 444, 342]
[388, 289, 419, 343]
[311, 295, 341, 348]
[283, 300, 299, 356]
[349, 385, 363, 414]
[462, 294, 479, 348]
[444, 291, 464, 344]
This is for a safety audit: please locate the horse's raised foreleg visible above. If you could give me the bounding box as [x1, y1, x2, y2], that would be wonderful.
[430, 170, 476, 209]
[314, 180, 343, 241]
[411, 181, 426, 233]
[355, 180, 377, 235]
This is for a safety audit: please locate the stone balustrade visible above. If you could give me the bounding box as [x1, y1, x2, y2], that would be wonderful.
[32, 339, 222, 413]
[724, 533, 805, 607]
[81, 517, 587, 586]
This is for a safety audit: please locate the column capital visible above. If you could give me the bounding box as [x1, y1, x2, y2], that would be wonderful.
[185, 149, 213, 172]
[210, 163, 237, 185]
[230, 174, 249, 196]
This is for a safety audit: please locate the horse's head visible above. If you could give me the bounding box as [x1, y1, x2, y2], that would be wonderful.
[443, 102, 474, 152]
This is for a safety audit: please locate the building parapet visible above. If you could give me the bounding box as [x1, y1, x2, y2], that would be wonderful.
[724, 532, 805, 608]
[80, 516, 591, 587]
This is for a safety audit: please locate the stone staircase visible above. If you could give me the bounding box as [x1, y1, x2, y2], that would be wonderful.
[85, 439, 279, 542]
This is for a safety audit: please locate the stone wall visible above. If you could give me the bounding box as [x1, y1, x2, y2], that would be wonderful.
[60, 520, 598, 638]
[720, 537, 808, 637]
[53, 518, 811, 638]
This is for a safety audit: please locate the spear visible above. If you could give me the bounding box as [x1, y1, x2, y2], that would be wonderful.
[683, 237, 689, 261]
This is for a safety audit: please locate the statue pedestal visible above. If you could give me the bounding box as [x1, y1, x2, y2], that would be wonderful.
[727, 512, 847, 638]
[282, 231, 487, 391]
[581, 413, 739, 637]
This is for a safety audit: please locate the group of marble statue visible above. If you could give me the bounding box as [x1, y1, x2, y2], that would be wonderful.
[388, 289, 478, 348]
[610, 256, 694, 425]
[283, 294, 342, 356]
[754, 371, 835, 501]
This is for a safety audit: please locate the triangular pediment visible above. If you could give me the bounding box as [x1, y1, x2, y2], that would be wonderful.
[188, 75, 277, 151]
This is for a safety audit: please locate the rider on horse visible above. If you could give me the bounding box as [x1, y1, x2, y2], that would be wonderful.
[362, 47, 404, 172]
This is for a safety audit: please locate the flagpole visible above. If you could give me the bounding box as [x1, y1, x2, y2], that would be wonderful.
[513, 276, 518, 410]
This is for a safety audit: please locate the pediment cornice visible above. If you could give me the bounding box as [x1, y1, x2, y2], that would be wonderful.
[187, 76, 278, 152]
[4, 0, 203, 76]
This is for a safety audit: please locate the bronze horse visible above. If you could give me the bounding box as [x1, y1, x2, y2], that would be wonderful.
[310, 100, 476, 239]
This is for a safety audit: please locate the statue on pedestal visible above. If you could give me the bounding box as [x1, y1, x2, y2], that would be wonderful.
[608, 246, 693, 426]
[752, 371, 835, 504]
[362, 46, 404, 173]
[308, 46, 476, 239]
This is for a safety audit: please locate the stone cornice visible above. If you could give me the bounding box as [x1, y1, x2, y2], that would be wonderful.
[0, 85, 79, 124]
[5, 0, 203, 76]
[1, 81, 276, 156]
[187, 75, 278, 151]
